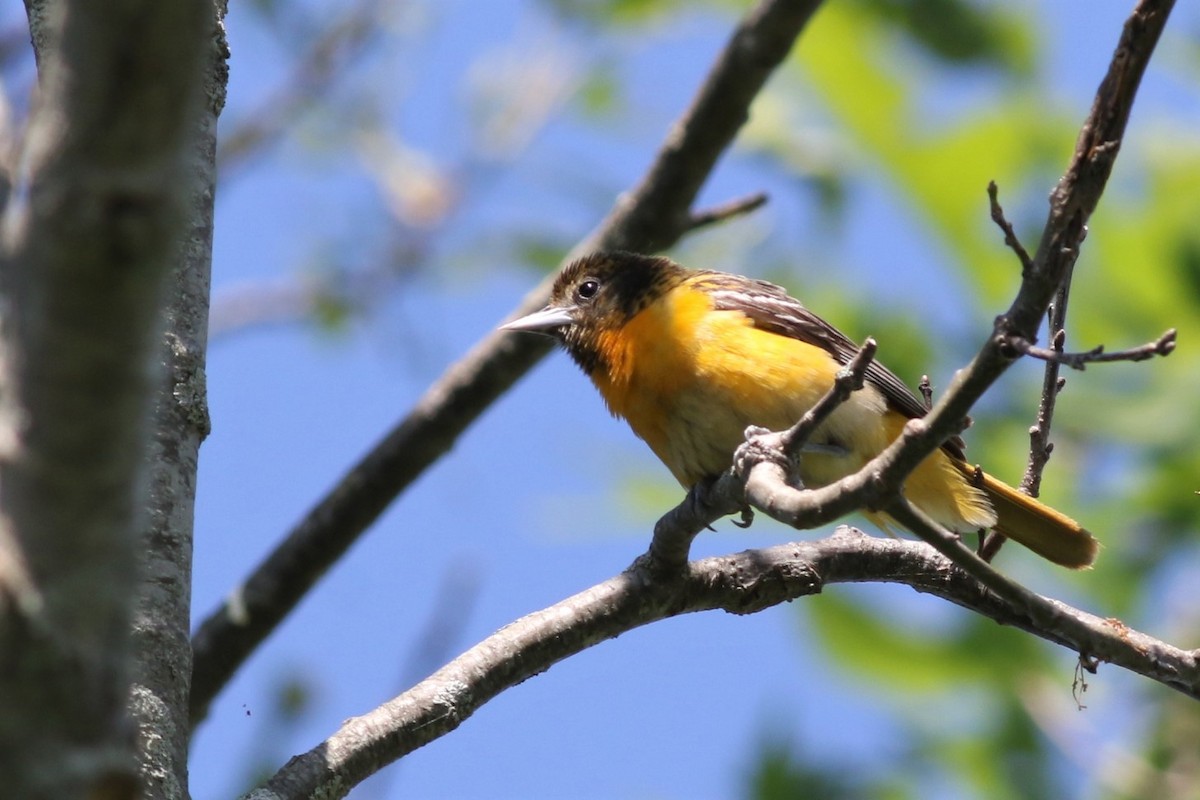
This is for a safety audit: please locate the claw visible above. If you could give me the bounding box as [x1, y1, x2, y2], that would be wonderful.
[732, 506, 754, 528]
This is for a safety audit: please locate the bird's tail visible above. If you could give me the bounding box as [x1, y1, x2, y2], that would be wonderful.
[965, 465, 1099, 569]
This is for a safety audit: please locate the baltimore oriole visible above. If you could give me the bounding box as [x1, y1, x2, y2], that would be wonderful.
[503, 251, 1098, 568]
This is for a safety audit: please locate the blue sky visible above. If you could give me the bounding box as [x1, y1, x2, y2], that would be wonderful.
[179, 1, 1200, 797]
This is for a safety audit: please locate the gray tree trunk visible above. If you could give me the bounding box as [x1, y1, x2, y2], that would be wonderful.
[130, 8, 228, 799]
[0, 2, 216, 797]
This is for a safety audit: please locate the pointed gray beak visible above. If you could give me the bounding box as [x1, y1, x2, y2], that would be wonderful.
[500, 305, 576, 333]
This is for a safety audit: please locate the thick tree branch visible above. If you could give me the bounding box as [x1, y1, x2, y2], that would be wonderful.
[190, 0, 826, 727]
[246, 530, 1200, 799]
[0, 0, 211, 797]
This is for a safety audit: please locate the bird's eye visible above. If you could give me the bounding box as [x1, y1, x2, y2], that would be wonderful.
[576, 279, 600, 301]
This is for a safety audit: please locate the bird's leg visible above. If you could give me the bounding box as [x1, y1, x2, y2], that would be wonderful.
[687, 476, 722, 532]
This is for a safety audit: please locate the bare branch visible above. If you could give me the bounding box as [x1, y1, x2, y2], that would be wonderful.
[990, 0, 1179, 555]
[988, 181, 1034, 274]
[684, 191, 769, 232]
[246, 531, 1200, 799]
[189, 0, 827, 728]
[988, 0, 1173, 558]
[1004, 328, 1176, 370]
[1008, 0, 1176, 495]
[997, 321, 1179, 565]
[780, 338, 877, 460]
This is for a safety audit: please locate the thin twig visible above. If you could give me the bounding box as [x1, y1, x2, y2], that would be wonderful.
[684, 191, 769, 231]
[984, 181, 1070, 561]
[996, 320, 1177, 565]
[988, 181, 1034, 274]
[781, 338, 877, 459]
[918, 375, 933, 410]
[1005, 328, 1176, 370]
[982, 182, 1044, 561]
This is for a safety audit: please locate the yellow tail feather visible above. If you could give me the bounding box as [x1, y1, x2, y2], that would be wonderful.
[969, 468, 1099, 569]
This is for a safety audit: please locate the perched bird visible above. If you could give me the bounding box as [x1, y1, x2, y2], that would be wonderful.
[503, 251, 1098, 568]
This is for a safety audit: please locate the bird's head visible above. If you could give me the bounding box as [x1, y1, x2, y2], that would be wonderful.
[502, 251, 686, 373]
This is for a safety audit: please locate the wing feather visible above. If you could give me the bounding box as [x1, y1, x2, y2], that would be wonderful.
[698, 271, 967, 460]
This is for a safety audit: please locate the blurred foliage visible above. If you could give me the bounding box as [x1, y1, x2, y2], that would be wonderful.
[850, 0, 1036, 72]
[745, 734, 867, 800]
[538, 0, 726, 26]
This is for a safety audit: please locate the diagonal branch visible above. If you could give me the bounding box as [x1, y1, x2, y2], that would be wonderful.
[928, 0, 1174, 494]
[983, 0, 1176, 561]
[189, 0, 828, 728]
[995, 0, 1177, 510]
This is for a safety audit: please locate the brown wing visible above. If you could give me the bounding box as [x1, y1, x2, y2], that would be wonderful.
[698, 271, 967, 460]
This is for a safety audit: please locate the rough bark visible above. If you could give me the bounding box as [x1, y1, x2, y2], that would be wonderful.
[128, 6, 228, 799]
[0, 1, 210, 796]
